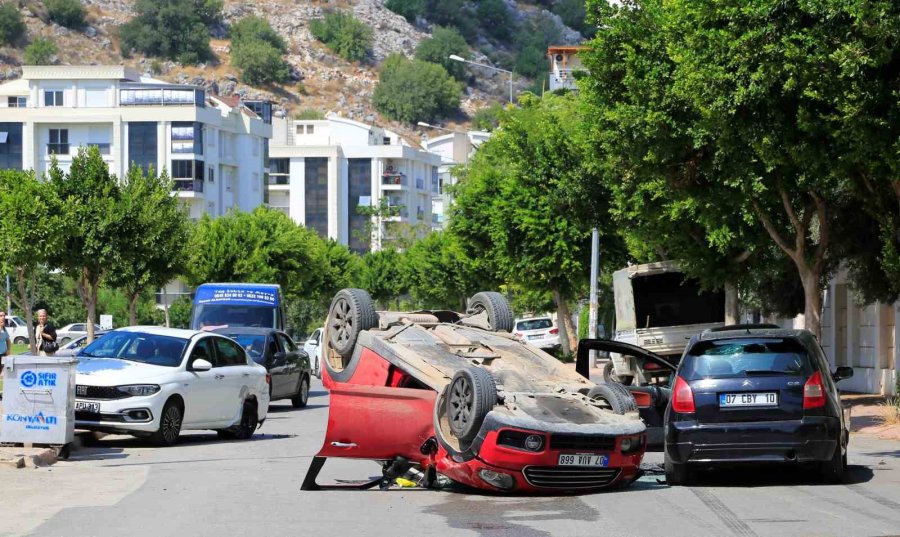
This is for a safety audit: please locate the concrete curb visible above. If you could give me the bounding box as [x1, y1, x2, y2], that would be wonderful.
[0, 447, 59, 469]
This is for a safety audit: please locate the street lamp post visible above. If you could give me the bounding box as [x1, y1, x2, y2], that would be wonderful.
[448, 54, 513, 104]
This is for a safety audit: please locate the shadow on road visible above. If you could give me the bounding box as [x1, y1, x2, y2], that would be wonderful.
[267, 403, 328, 413]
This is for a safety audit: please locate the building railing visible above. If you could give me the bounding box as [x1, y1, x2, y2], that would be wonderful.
[86, 143, 111, 155]
[173, 179, 204, 193]
[386, 205, 408, 218]
[382, 173, 406, 186]
[119, 88, 205, 107]
[268, 175, 289, 185]
[46, 143, 69, 155]
[267, 205, 290, 215]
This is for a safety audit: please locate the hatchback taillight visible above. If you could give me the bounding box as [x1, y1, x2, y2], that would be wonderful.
[549, 328, 559, 335]
[265, 373, 272, 386]
[671, 376, 695, 413]
[803, 371, 826, 409]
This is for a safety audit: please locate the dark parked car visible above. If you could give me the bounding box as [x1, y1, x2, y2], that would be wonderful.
[663, 327, 852, 485]
[213, 327, 312, 408]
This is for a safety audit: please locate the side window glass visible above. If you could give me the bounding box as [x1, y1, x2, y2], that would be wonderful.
[276, 333, 295, 353]
[190, 338, 217, 367]
[214, 337, 246, 366]
[4, 319, 10, 328]
[73, 324, 84, 332]
[315, 329, 322, 344]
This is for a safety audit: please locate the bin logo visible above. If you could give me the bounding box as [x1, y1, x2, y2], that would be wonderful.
[5, 411, 58, 431]
[19, 370, 56, 388]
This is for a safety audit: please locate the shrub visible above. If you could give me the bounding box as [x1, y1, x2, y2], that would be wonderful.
[24, 37, 57, 64]
[46, 0, 85, 29]
[119, 0, 222, 64]
[0, 2, 25, 46]
[471, 103, 505, 131]
[513, 13, 562, 78]
[229, 16, 288, 85]
[476, 0, 513, 41]
[385, 0, 425, 23]
[373, 54, 461, 123]
[231, 39, 288, 85]
[552, 0, 595, 38]
[295, 108, 324, 120]
[309, 10, 372, 63]
[415, 26, 470, 80]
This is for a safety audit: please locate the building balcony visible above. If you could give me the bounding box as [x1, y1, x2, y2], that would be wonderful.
[46, 143, 69, 155]
[416, 207, 425, 220]
[173, 179, 204, 193]
[268, 174, 289, 185]
[382, 172, 406, 187]
[385, 206, 408, 218]
[267, 205, 290, 215]
[86, 143, 111, 155]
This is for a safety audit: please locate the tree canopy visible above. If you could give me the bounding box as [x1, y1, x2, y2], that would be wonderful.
[373, 54, 462, 123]
[120, 0, 222, 64]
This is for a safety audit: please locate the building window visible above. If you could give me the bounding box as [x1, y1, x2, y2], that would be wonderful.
[172, 122, 203, 154]
[296, 125, 304, 134]
[171, 159, 205, 192]
[269, 158, 289, 185]
[128, 122, 158, 175]
[305, 157, 329, 237]
[119, 88, 204, 107]
[348, 158, 372, 253]
[382, 137, 390, 145]
[48, 129, 69, 155]
[307, 125, 314, 134]
[0, 122, 24, 170]
[208, 167, 214, 183]
[44, 90, 64, 107]
[7, 97, 25, 108]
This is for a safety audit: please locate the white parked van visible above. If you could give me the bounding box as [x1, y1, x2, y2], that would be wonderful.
[4, 315, 31, 345]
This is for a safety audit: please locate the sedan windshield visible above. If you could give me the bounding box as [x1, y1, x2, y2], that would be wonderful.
[80, 331, 189, 367]
[681, 339, 813, 381]
[221, 334, 267, 364]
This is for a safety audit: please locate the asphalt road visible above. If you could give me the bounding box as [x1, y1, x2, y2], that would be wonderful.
[3, 378, 900, 537]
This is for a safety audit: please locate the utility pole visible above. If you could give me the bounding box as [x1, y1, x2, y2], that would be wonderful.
[589, 229, 600, 366]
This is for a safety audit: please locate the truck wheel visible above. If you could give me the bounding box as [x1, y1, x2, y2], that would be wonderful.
[603, 361, 634, 386]
[587, 384, 637, 414]
[446, 368, 497, 444]
[467, 292, 513, 332]
[328, 288, 378, 359]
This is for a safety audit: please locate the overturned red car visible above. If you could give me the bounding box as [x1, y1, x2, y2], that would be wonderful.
[302, 289, 647, 493]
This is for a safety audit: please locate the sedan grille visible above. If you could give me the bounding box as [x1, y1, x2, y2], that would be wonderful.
[549, 434, 616, 451]
[75, 385, 129, 400]
[523, 466, 621, 490]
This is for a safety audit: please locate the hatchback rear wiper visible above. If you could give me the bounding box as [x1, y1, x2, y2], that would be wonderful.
[744, 369, 799, 376]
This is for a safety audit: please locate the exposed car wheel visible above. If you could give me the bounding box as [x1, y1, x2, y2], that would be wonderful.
[150, 400, 183, 447]
[14, 337, 27, 345]
[664, 452, 692, 486]
[292, 375, 310, 408]
[220, 400, 259, 440]
[467, 292, 513, 332]
[587, 383, 638, 414]
[446, 368, 497, 444]
[60, 337, 71, 345]
[602, 361, 634, 386]
[328, 288, 378, 359]
[819, 443, 846, 483]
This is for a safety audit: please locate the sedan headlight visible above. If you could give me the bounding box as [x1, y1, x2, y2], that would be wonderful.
[116, 384, 161, 397]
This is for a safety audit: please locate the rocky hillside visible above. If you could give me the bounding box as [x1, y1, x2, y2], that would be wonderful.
[0, 0, 586, 138]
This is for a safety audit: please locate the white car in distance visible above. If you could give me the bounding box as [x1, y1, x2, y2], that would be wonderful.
[74, 327, 270, 446]
[303, 327, 323, 378]
[57, 323, 103, 345]
[513, 316, 560, 351]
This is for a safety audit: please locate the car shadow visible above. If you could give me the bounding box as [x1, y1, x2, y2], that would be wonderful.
[73, 432, 297, 451]
[267, 403, 328, 413]
[308, 390, 328, 398]
[673, 463, 874, 487]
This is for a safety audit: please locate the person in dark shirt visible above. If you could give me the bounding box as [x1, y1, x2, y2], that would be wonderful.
[35, 309, 58, 356]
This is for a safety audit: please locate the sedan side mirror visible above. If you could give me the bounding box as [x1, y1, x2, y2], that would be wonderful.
[191, 358, 212, 372]
[832, 366, 854, 382]
[272, 351, 287, 365]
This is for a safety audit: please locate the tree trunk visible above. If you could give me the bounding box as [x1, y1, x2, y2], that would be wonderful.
[800, 269, 823, 339]
[128, 291, 139, 326]
[163, 286, 171, 328]
[15, 267, 36, 353]
[552, 287, 577, 356]
[724, 280, 740, 325]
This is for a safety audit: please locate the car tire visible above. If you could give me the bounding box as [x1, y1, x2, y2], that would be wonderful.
[467, 292, 514, 332]
[149, 400, 183, 447]
[602, 361, 634, 386]
[220, 399, 258, 441]
[13, 337, 27, 345]
[587, 383, 637, 414]
[328, 288, 378, 359]
[292, 375, 310, 408]
[446, 368, 497, 444]
[819, 442, 846, 483]
[664, 452, 692, 486]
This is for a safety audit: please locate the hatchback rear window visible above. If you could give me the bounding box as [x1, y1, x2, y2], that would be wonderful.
[681, 339, 813, 380]
[516, 319, 552, 331]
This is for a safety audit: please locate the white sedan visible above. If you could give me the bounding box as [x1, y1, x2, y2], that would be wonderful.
[74, 327, 270, 446]
[302, 327, 323, 378]
[57, 323, 103, 345]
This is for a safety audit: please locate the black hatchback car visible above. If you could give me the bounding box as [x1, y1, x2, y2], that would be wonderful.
[664, 327, 853, 485]
[213, 327, 312, 408]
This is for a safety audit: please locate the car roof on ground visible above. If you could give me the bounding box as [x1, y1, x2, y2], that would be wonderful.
[115, 326, 204, 339]
[698, 328, 812, 341]
[210, 327, 276, 336]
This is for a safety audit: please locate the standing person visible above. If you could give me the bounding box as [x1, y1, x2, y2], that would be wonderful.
[0, 310, 10, 366]
[34, 309, 58, 357]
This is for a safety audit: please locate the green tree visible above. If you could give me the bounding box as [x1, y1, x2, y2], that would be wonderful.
[553, 0, 595, 38]
[471, 104, 506, 131]
[476, 0, 513, 41]
[449, 93, 625, 353]
[513, 13, 562, 78]
[231, 39, 289, 85]
[119, 0, 222, 64]
[23, 37, 58, 65]
[404, 231, 496, 310]
[309, 10, 372, 63]
[0, 2, 25, 46]
[105, 165, 190, 325]
[385, 0, 425, 23]
[373, 54, 462, 123]
[46, 0, 86, 29]
[48, 147, 126, 343]
[230, 15, 285, 51]
[167, 295, 193, 329]
[415, 26, 470, 80]
[0, 170, 63, 351]
[356, 249, 406, 309]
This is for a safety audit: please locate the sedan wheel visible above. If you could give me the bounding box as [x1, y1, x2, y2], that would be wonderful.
[150, 401, 183, 447]
[292, 376, 310, 408]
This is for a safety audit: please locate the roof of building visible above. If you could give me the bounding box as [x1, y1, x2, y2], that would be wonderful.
[547, 45, 589, 54]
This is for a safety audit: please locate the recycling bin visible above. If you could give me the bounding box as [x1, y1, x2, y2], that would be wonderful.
[1, 355, 77, 445]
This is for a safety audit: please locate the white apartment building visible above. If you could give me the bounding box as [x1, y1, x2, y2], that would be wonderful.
[548, 46, 588, 92]
[0, 65, 272, 220]
[269, 114, 443, 252]
[421, 130, 490, 228]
